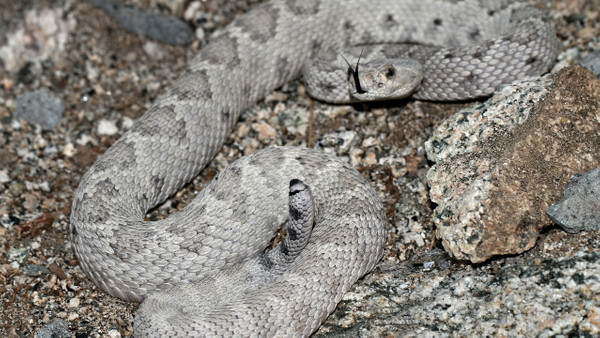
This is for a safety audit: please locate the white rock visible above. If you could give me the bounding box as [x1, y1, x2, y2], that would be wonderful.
[121, 116, 135, 130]
[0, 170, 10, 183]
[68, 297, 80, 308]
[97, 119, 119, 136]
[107, 329, 122, 338]
[62, 143, 76, 157]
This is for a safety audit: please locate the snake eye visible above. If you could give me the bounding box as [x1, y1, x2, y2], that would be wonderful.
[385, 66, 396, 79]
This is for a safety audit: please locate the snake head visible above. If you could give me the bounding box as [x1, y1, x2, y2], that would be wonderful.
[348, 58, 424, 101]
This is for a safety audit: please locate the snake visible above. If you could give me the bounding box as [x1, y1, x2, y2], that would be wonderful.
[70, 0, 559, 336]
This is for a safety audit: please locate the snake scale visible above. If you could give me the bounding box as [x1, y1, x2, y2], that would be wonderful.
[70, 0, 559, 336]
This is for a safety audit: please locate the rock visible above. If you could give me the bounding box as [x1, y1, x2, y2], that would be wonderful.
[22, 264, 51, 277]
[84, 0, 194, 45]
[7, 247, 30, 264]
[142, 41, 166, 59]
[580, 50, 600, 76]
[316, 252, 600, 337]
[0, 214, 19, 227]
[97, 119, 119, 136]
[277, 107, 309, 136]
[0, 170, 10, 184]
[48, 263, 68, 280]
[107, 329, 122, 338]
[68, 297, 80, 309]
[0, 7, 76, 73]
[156, 0, 187, 16]
[34, 319, 70, 338]
[317, 130, 358, 155]
[13, 89, 65, 130]
[251, 121, 277, 141]
[547, 166, 600, 233]
[425, 66, 600, 263]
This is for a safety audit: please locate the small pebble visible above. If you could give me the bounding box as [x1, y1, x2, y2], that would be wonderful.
[1, 214, 16, 227]
[62, 143, 76, 157]
[13, 89, 65, 130]
[34, 319, 70, 338]
[364, 152, 377, 165]
[107, 329, 122, 338]
[183, 1, 202, 21]
[122, 116, 135, 129]
[252, 122, 276, 141]
[0, 170, 10, 183]
[422, 261, 435, 271]
[362, 136, 379, 147]
[143, 41, 165, 59]
[580, 50, 600, 76]
[86, 61, 99, 81]
[97, 119, 119, 136]
[195, 27, 206, 41]
[317, 130, 358, 154]
[7, 247, 30, 264]
[107, 329, 121, 338]
[68, 297, 80, 308]
[22, 264, 51, 277]
[48, 263, 68, 280]
[43, 145, 59, 156]
[3, 77, 15, 90]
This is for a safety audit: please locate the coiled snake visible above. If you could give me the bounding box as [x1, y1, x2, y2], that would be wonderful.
[70, 0, 558, 336]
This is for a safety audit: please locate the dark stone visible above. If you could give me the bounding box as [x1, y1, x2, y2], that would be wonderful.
[547, 166, 600, 233]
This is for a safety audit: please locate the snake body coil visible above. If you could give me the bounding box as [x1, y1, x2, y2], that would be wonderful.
[71, 0, 558, 336]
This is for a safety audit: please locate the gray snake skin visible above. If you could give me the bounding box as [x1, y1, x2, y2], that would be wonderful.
[70, 0, 559, 336]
